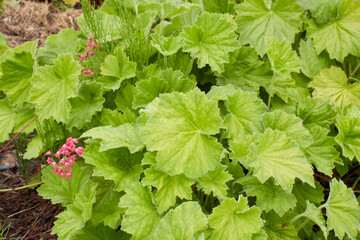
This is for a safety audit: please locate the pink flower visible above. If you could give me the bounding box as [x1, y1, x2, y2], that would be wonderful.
[45, 151, 51, 156]
[46, 157, 54, 164]
[75, 147, 83, 157]
[54, 151, 60, 158]
[46, 137, 83, 180]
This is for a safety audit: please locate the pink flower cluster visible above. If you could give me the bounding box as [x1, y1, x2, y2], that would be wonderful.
[45, 137, 84, 179]
[82, 68, 94, 75]
[77, 35, 100, 76]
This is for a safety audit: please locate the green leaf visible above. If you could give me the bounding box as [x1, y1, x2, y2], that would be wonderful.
[23, 135, 43, 160]
[141, 152, 157, 167]
[52, 182, 97, 240]
[180, 12, 240, 73]
[324, 179, 360, 240]
[0, 40, 38, 70]
[100, 108, 136, 127]
[100, 46, 137, 90]
[30, 53, 82, 122]
[133, 77, 168, 109]
[197, 164, 233, 201]
[229, 133, 257, 168]
[208, 196, 263, 240]
[297, 0, 342, 25]
[0, 99, 16, 142]
[119, 183, 161, 240]
[13, 106, 37, 134]
[238, 176, 297, 217]
[298, 39, 332, 79]
[37, 163, 93, 207]
[37, 28, 79, 65]
[308, 66, 360, 110]
[296, 97, 336, 130]
[82, 143, 143, 192]
[142, 165, 193, 214]
[0, 51, 34, 106]
[262, 212, 300, 240]
[247, 128, 314, 192]
[151, 34, 181, 56]
[292, 181, 324, 213]
[251, 230, 268, 240]
[91, 186, 125, 229]
[207, 84, 238, 101]
[216, 46, 273, 92]
[81, 123, 144, 153]
[68, 82, 105, 129]
[157, 201, 208, 239]
[0, 33, 9, 56]
[335, 105, 360, 161]
[262, 110, 313, 148]
[307, 0, 360, 61]
[114, 84, 136, 111]
[202, 0, 235, 13]
[139, 2, 188, 19]
[142, 89, 223, 179]
[235, 0, 303, 55]
[75, 223, 130, 240]
[305, 126, 340, 176]
[266, 37, 300, 79]
[158, 68, 196, 93]
[298, 201, 328, 238]
[224, 89, 267, 139]
[163, 5, 201, 34]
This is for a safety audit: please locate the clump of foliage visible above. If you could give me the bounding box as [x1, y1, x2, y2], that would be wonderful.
[1, 0, 360, 239]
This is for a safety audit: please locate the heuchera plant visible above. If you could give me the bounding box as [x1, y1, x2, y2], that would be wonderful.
[1, 0, 360, 239]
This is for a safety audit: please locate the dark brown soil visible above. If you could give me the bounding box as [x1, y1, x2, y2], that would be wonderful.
[0, 160, 62, 239]
[0, 1, 82, 239]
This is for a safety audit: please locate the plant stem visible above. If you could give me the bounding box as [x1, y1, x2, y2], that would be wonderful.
[185, 56, 195, 77]
[204, 194, 210, 207]
[296, 218, 310, 232]
[164, 56, 168, 69]
[352, 176, 360, 189]
[290, 214, 304, 224]
[267, 71, 276, 111]
[0, 182, 44, 192]
[349, 63, 360, 79]
[218, 129, 225, 145]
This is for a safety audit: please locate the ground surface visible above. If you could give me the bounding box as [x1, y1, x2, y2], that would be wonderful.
[0, 1, 82, 239]
[0, 0, 81, 47]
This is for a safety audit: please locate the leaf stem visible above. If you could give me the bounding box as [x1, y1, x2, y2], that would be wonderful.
[267, 71, 276, 111]
[185, 56, 195, 77]
[290, 213, 304, 224]
[218, 129, 225, 145]
[204, 194, 210, 207]
[352, 176, 360, 190]
[164, 56, 168, 69]
[349, 63, 360, 79]
[296, 218, 310, 232]
[0, 181, 44, 192]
